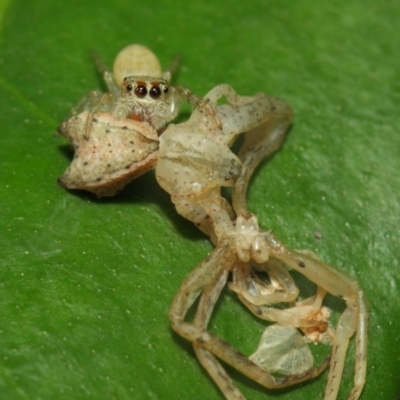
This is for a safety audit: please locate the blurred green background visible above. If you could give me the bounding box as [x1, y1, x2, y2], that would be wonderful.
[1, 0, 399, 399]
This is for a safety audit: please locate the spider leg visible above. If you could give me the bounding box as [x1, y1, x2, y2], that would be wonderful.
[169, 238, 330, 399]
[264, 232, 368, 400]
[193, 268, 245, 400]
[172, 85, 222, 129]
[231, 96, 292, 216]
[229, 258, 299, 307]
[230, 259, 329, 333]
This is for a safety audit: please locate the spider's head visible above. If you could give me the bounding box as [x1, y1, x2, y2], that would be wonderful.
[119, 76, 174, 129]
[121, 76, 169, 103]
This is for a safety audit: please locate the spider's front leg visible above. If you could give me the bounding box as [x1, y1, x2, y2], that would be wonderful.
[171, 85, 222, 129]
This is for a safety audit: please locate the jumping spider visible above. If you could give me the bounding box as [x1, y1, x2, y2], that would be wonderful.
[58, 44, 218, 197]
[75, 44, 218, 131]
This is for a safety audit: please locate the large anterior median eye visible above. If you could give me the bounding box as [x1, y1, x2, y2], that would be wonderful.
[150, 85, 162, 99]
[135, 85, 148, 98]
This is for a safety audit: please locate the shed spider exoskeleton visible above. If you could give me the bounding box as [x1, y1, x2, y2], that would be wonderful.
[155, 84, 368, 400]
[57, 47, 368, 400]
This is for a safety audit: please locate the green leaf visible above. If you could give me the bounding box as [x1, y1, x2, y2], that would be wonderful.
[1, 1, 399, 399]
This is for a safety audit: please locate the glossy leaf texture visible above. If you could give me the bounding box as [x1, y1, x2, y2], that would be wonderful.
[1, 0, 399, 399]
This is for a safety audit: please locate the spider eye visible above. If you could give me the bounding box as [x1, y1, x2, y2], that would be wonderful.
[135, 85, 147, 98]
[163, 87, 169, 94]
[150, 85, 162, 99]
[126, 84, 133, 92]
